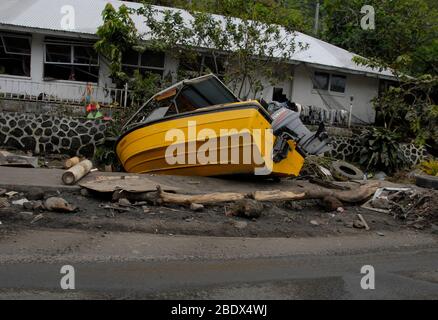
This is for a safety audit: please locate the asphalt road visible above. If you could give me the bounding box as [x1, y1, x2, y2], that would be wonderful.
[0, 229, 437, 299]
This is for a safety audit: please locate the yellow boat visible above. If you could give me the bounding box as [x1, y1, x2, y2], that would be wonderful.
[116, 75, 330, 177]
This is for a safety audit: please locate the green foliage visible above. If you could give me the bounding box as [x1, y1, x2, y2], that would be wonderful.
[420, 159, 438, 176]
[129, 70, 161, 105]
[105, 106, 139, 138]
[322, 0, 438, 76]
[372, 75, 438, 146]
[94, 145, 117, 166]
[137, 1, 306, 99]
[130, 0, 313, 33]
[95, 4, 140, 84]
[359, 127, 408, 173]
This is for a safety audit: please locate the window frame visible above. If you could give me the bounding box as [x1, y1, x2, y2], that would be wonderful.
[312, 71, 347, 95]
[0, 33, 32, 78]
[43, 41, 100, 83]
[0, 33, 32, 56]
[44, 42, 99, 67]
[178, 53, 227, 78]
[121, 50, 165, 74]
[329, 74, 347, 93]
[313, 71, 330, 91]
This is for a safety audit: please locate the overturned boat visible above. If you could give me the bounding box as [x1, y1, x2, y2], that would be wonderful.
[115, 74, 330, 177]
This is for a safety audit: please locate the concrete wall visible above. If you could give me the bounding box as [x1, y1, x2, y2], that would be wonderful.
[291, 64, 379, 124]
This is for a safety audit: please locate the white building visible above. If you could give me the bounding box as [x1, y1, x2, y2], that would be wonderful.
[0, 0, 396, 124]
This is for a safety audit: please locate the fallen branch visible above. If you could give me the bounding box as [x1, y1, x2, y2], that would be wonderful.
[252, 190, 306, 201]
[304, 182, 380, 203]
[157, 186, 245, 204]
[357, 213, 370, 230]
[156, 182, 381, 205]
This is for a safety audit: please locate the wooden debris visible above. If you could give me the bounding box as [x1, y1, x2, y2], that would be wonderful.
[30, 214, 44, 224]
[252, 190, 306, 201]
[152, 182, 381, 207]
[5, 191, 18, 198]
[63, 156, 80, 169]
[304, 182, 380, 203]
[0, 150, 38, 168]
[80, 175, 178, 193]
[62, 159, 93, 185]
[357, 213, 370, 230]
[309, 177, 350, 190]
[157, 186, 245, 205]
[0, 197, 10, 209]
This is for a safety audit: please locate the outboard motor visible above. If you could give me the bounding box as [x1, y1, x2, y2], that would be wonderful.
[268, 102, 331, 163]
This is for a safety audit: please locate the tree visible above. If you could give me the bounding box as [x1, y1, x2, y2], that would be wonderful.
[321, 0, 438, 76]
[123, 0, 313, 33]
[136, 1, 307, 99]
[95, 4, 140, 84]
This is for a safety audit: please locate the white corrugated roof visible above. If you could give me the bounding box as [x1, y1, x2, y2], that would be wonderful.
[0, 0, 395, 78]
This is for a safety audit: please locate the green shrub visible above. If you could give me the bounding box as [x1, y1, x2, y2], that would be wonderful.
[359, 127, 408, 173]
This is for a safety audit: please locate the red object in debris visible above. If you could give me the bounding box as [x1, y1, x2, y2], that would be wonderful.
[86, 103, 97, 112]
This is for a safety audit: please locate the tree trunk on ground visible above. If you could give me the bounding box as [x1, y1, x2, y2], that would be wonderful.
[156, 182, 381, 205]
[62, 160, 93, 185]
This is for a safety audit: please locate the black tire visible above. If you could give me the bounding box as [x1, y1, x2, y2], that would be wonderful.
[416, 174, 438, 190]
[330, 160, 364, 181]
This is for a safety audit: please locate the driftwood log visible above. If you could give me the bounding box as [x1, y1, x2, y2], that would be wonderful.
[156, 186, 246, 204]
[156, 182, 380, 205]
[301, 182, 380, 203]
[64, 156, 81, 169]
[62, 160, 93, 185]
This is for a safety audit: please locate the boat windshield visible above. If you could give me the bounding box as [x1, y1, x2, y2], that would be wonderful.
[176, 76, 239, 111]
[123, 75, 239, 131]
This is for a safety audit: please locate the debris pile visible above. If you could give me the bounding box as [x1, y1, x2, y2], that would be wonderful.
[390, 189, 438, 227]
[301, 156, 365, 183]
[362, 187, 438, 228]
[0, 187, 77, 226]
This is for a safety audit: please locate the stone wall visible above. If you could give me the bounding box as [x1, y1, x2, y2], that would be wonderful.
[0, 112, 107, 157]
[329, 135, 428, 167]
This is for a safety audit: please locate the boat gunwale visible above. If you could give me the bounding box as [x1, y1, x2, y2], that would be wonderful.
[115, 102, 272, 149]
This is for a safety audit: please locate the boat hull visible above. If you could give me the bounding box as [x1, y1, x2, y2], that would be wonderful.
[116, 102, 304, 177]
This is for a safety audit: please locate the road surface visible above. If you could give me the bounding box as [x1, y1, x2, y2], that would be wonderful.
[0, 229, 437, 299]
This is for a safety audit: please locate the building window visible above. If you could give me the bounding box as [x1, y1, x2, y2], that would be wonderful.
[44, 42, 99, 82]
[313, 72, 329, 91]
[179, 54, 227, 79]
[122, 49, 165, 78]
[313, 72, 346, 93]
[0, 33, 31, 77]
[330, 74, 347, 93]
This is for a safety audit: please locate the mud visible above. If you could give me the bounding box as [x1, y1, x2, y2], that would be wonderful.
[0, 188, 415, 238]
